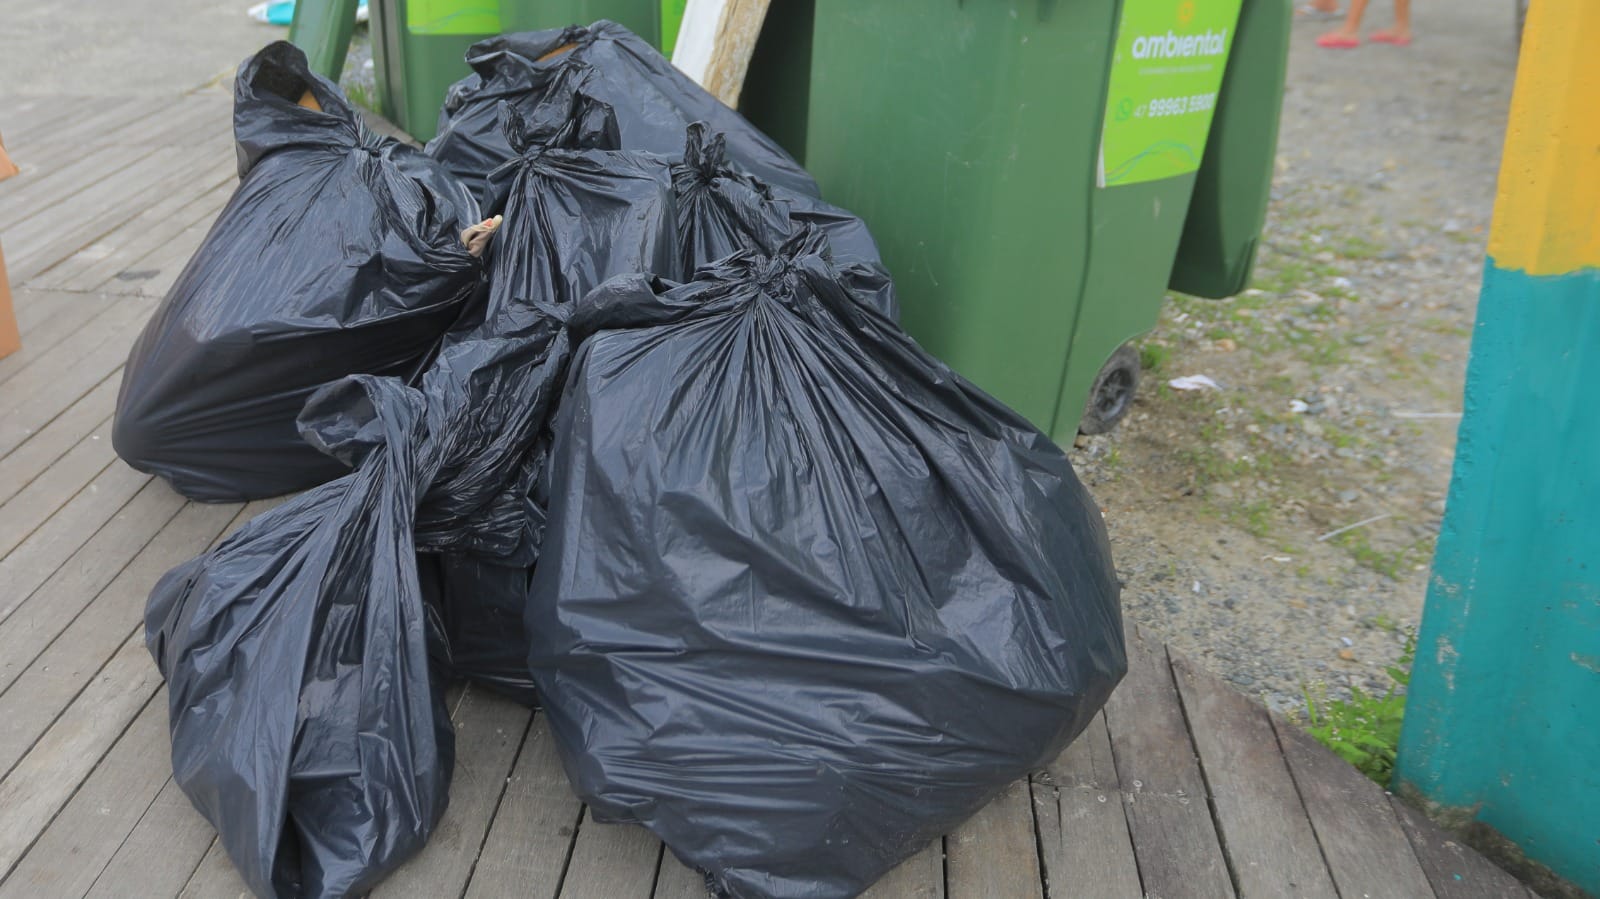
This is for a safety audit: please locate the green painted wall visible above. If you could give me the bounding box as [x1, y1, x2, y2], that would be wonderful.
[1394, 262, 1600, 894]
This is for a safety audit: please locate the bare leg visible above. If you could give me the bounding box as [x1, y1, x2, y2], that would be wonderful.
[1320, 0, 1369, 41]
[1372, 0, 1412, 41]
[1310, 0, 1339, 12]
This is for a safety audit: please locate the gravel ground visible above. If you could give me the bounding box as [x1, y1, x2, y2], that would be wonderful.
[1069, 0, 1517, 713]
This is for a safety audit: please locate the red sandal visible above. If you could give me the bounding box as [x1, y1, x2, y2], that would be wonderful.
[1316, 32, 1361, 48]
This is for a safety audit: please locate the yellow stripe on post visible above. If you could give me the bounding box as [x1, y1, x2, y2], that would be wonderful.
[1485, 0, 1600, 276]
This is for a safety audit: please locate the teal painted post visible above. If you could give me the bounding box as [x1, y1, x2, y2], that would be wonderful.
[1392, 1, 1600, 891]
[1393, 266, 1600, 893]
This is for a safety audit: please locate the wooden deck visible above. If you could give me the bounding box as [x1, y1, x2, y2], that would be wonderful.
[0, 90, 1536, 899]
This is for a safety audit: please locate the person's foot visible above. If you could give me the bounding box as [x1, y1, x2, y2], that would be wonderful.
[1298, 1, 1343, 19]
[1369, 28, 1412, 44]
[1316, 30, 1361, 47]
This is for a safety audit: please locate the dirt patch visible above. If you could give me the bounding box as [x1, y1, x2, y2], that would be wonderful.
[1071, 0, 1517, 712]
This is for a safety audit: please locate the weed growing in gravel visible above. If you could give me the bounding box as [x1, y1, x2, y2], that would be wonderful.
[1140, 343, 1171, 374]
[1335, 530, 1431, 580]
[1302, 632, 1416, 786]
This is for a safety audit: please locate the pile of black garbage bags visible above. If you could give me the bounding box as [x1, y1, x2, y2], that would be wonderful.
[117, 27, 1126, 899]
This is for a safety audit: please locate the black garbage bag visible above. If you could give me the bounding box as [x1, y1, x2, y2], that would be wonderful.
[145, 301, 575, 895]
[427, 19, 816, 208]
[146, 376, 454, 899]
[413, 94, 678, 700]
[527, 231, 1126, 898]
[144, 88, 683, 894]
[114, 40, 482, 503]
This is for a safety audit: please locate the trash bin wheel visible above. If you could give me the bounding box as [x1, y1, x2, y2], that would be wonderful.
[1079, 342, 1141, 435]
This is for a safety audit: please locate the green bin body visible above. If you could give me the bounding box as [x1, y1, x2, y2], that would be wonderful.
[369, 0, 664, 143]
[749, 0, 1289, 442]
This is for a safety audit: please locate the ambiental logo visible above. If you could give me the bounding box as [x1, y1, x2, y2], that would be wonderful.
[1130, 27, 1229, 60]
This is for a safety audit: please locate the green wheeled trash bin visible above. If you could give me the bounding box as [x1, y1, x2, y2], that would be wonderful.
[365, 0, 664, 142]
[745, 0, 1290, 442]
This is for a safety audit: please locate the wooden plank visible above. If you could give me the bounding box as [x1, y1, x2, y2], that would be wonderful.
[945, 778, 1044, 899]
[0, 96, 128, 163]
[176, 840, 251, 899]
[372, 687, 534, 897]
[0, 464, 150, 626]
[109, 93, 231, 149]
[861, 842, 945, 899]
[0, 692, 170, 899]
[0, 414, 116, 557]
[671, 0, 772, 107]
[0, 479, 183, 695]
[1389, 797, 1526, 899]
[0, 292, 114, 385]
[1170, 653, 1340, 899]
[652, 853, 711, 899]
[5, 93, 224, 195]
[1272, 715, 1437, 899]
[0, 373, 119, 508]
[44, 172, 234, 293]
[0, 93, 214, 230]
[0, 632, 163, 880]
[0, 294, 153, 458]
[10, 285, 73, 335]
[0, 497, 238, 778]
[1102, 629, 1235, 899]
[559, 810, 661, 899]
[4, 96, 169, 161]
[1034, 713, 1143, 899]
[0, 95, 108, 140]
[465, 713, 584, 899]
[83, 777, 216, 899]
[5, 137, 230, 282]
[0, 143, 165, 231]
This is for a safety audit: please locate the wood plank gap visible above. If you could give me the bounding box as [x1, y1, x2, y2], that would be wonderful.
[1270, 714, 1436, 899]
[0, 293, 115, 386]
[0, 295, 155, 459]
[0, 142, 168, 233]
[5, 96, 170, 160]
[0, 483, 190, 697]
[0, 658, 161, 882]
[0, 690, 171, 898]
[44, 167, 235, 293]
[1169, 651, 1340, 899]
[1032, 713, 1142, 899]
[0, 95, 108, 141]
[0, 464, 152, 628]
[1388, 796, 1528, 899]
[1101, 628, 1236, 898]
[5, 138, 231, 281]
[462, 712, 585, 899]
[0, 416, 117, 558]
[0, 372, 121, 508]
[1166, 646, 1245, 897]
[452, 710, 541, 899]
